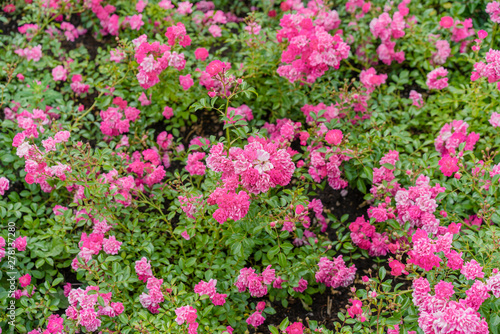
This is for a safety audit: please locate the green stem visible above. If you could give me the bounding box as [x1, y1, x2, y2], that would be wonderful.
[491, 23, 498, 50]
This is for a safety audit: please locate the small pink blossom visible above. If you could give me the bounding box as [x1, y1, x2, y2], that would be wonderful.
[19, 274, 31, 287]
[163, 106, 174, 119]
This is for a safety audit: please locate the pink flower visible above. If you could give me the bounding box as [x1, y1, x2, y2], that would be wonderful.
[3, 4, 16, 13]
[325, 129, 343, 145]
[206, 60, 224, 76]
[159, 0, 174, 9]
[135, 257, 153, 282]
[426, 67, 449, 90]
[175, 305, 197, 325]
[347, 299, 363, 318]
[478, 30, 488, 39]
[0, 177, 9, 196]
[389, 259, 407, 276]
[461, 260, 485, 280]
[181, 231, 191, 240]
[112, 302, 124, 315]
[15, 236, 27, 251]
[438, 156, 459, 177]
[487, 273, 500, 297]
[195, 48, 209, 61]
[487, 2, 500, 23]
[46, 314, 64, 333]
[110, 49, 125, 63]
[165, 22, 191, 47]
[293, 278, 308, 293]
[103, 236, 122, 255]
[186, 152, 206, 175]
[177, 1, 193, 15]
[286, 322, 304, 334]
[315, 256, 356, 288]
[52, 65, 68, 81]
[245, 22, 261, 35]
[440, 16, 454, 28]
[139, 92, 151, 106]
[179, 74, 194, 90]
[490, 112, 500, 127]
[54, 131, 70, 143]
[19, 274, 31, 287]
[246, 311, 265, 327]
[409, 90, 424, 108]
[208, 24, 222, 37]
[210, 292, 227, 306]
[163, 106, 174, 119]
[136, 0, 147, 12]
[194, 279, 217, 298]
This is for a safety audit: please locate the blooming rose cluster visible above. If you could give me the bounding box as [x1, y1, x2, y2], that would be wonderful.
[369, 0, 409, 65]
[66, 286, 124, 332]
[100, 97, 141, 137]
[426, 67, 449, 90]
[18, 23, 39, 39]
[14, 44, 42, 62]
[0, 177, 9, 196]
[100, 169, 137, 206]
[27, 314, 64, 334]
[371, 150, 400, 197]
[194, 279, 227, 305]
[395, 174, 446, 234]
[175, 305, 199, 333]
[135, 258, 167, 313]
[88, 0, 120, 36]
[471, 49, 500, 89]
[126, 148, 167, 187]
[196, 60, 235, 97]
[487, 2, 500, 23]
[276, 3, 348, 83]
[315, 255, 356, 288]
[349, 216, 391, 256]
[432, 39, 451, 65]
[407, 229, 454, 271]
[263, 118, 302, 147]
[71, 225, 122, 271]
[165, 22, 191, 47]
[13, 126, 72, 192]
[434, 120, 479, 156]
[412, 277, 489, 334]
[206, 139, 295, 223]
[140, 276, 166, 314]
[439, 16, 475, 48]
[133, 34, 185, 89]
[409, 90, 424, 108]
[60, 21, 87, 42]
[70, 74, 90, 95]
[307, 132, 351, 190]
[234, 265, 278, 297]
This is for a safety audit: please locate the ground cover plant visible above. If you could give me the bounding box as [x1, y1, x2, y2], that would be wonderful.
[1, 0, 500, 333]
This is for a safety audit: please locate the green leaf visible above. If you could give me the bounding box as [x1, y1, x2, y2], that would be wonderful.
[35, 258, 45, 268]
[267, 245, 280, 260]
[379, 266, 387, 281]
[279, 317, 289, 331]
[269, 326, 280, 334]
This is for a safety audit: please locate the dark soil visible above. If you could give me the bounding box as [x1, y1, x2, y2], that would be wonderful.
[60, 13, 113, 61]
[0, 14, 21, 36]
[179, 106, 226, 147]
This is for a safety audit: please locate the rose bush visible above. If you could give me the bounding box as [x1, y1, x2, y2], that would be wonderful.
[1, 0, 500, 333]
